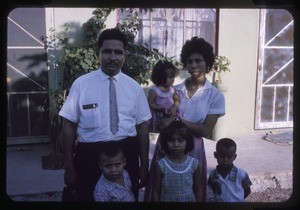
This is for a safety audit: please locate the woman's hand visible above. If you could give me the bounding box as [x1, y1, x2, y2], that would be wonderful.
[136, 165, 148, 189]
[166, 106, 177, 117]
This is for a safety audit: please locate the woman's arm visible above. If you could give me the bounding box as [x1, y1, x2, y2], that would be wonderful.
[193, 163, 202, 202]
[169, 90, 180, 116]
[180, 114, 219, 138]
[152, 162, 162, 202]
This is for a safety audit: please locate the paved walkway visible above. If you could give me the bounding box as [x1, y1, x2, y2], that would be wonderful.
[5, 130, 294, 201]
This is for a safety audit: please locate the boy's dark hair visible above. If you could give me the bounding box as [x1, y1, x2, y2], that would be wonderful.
[151, 60, 178, 86]
[180, 36, 215, 72]
[97, 28, 127, 53]
[97, 141, 124, 161]
[216, 138, 237, 153]
[160, 118, 194, 154]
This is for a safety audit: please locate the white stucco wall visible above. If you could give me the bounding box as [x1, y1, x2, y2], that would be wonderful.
[213, 9, 260, 140]
[45, 8, 117, 43]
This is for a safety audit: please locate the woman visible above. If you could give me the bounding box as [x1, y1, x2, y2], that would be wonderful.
[144, 37, 225, 202]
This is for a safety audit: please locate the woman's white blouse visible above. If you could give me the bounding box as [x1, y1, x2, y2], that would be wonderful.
[175, 79, 225, 123]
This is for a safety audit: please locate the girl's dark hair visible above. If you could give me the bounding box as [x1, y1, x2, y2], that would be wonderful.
[160, 118, 194, 154]
[97, 28, 127, 54]
[180, 36, 215, 72]
[216, 138, 237, 153]
[151, 60, 178, 85]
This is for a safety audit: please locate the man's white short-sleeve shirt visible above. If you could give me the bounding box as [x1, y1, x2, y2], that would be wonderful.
[59, 68, 151, 142]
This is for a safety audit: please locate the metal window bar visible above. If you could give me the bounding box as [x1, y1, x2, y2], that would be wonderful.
[257, 9, 293, 129]
[135, 8, 215, 59]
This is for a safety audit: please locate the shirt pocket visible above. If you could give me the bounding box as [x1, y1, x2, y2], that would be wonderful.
[79, 105, 100, 129]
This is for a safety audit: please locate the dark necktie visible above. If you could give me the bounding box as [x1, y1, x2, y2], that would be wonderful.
[109, 77, 119, 134]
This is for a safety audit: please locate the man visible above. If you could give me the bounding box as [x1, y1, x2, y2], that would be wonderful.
[59, 28, 151, 201]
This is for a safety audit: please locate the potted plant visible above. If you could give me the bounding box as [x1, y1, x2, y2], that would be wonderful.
[211, 55, 231, 91]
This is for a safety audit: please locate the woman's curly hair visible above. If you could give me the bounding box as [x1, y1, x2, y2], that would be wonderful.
[180, 37, 215, 72]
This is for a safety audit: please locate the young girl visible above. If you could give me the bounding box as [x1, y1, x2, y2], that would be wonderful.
[148, 60, 180, 132]
[152, 118, 202, 202]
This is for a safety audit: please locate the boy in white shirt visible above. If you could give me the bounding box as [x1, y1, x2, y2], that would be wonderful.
[207, 138, 252, 202]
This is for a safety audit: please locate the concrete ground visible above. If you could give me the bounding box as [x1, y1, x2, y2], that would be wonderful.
[5, 130, 294, 202]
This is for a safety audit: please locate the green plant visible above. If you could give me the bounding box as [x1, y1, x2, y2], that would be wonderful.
[41, 8, 179, 156]
[211, 55, 231, 87]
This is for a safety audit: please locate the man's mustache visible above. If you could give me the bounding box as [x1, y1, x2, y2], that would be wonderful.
[106, 61, 118, 65]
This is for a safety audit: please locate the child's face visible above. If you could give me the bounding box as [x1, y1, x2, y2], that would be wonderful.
[167, 132, 187, 156]
[163, 68, 175, 87]
[98, 151, 126, 182]
[214, 146, 237, 170]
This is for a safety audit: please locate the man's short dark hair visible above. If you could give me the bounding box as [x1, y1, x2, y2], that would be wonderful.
[97, 28, 127, 53]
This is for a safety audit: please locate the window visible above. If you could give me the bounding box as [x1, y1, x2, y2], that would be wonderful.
[7, 8, 49, 143]
[118, 8, 217, 61]
[255, 9, 293, 129]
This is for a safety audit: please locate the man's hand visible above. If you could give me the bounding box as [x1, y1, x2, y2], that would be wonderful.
[64, 167, 78, 190]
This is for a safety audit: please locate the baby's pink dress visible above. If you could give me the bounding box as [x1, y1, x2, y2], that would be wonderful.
[148, 85, 175, 132]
